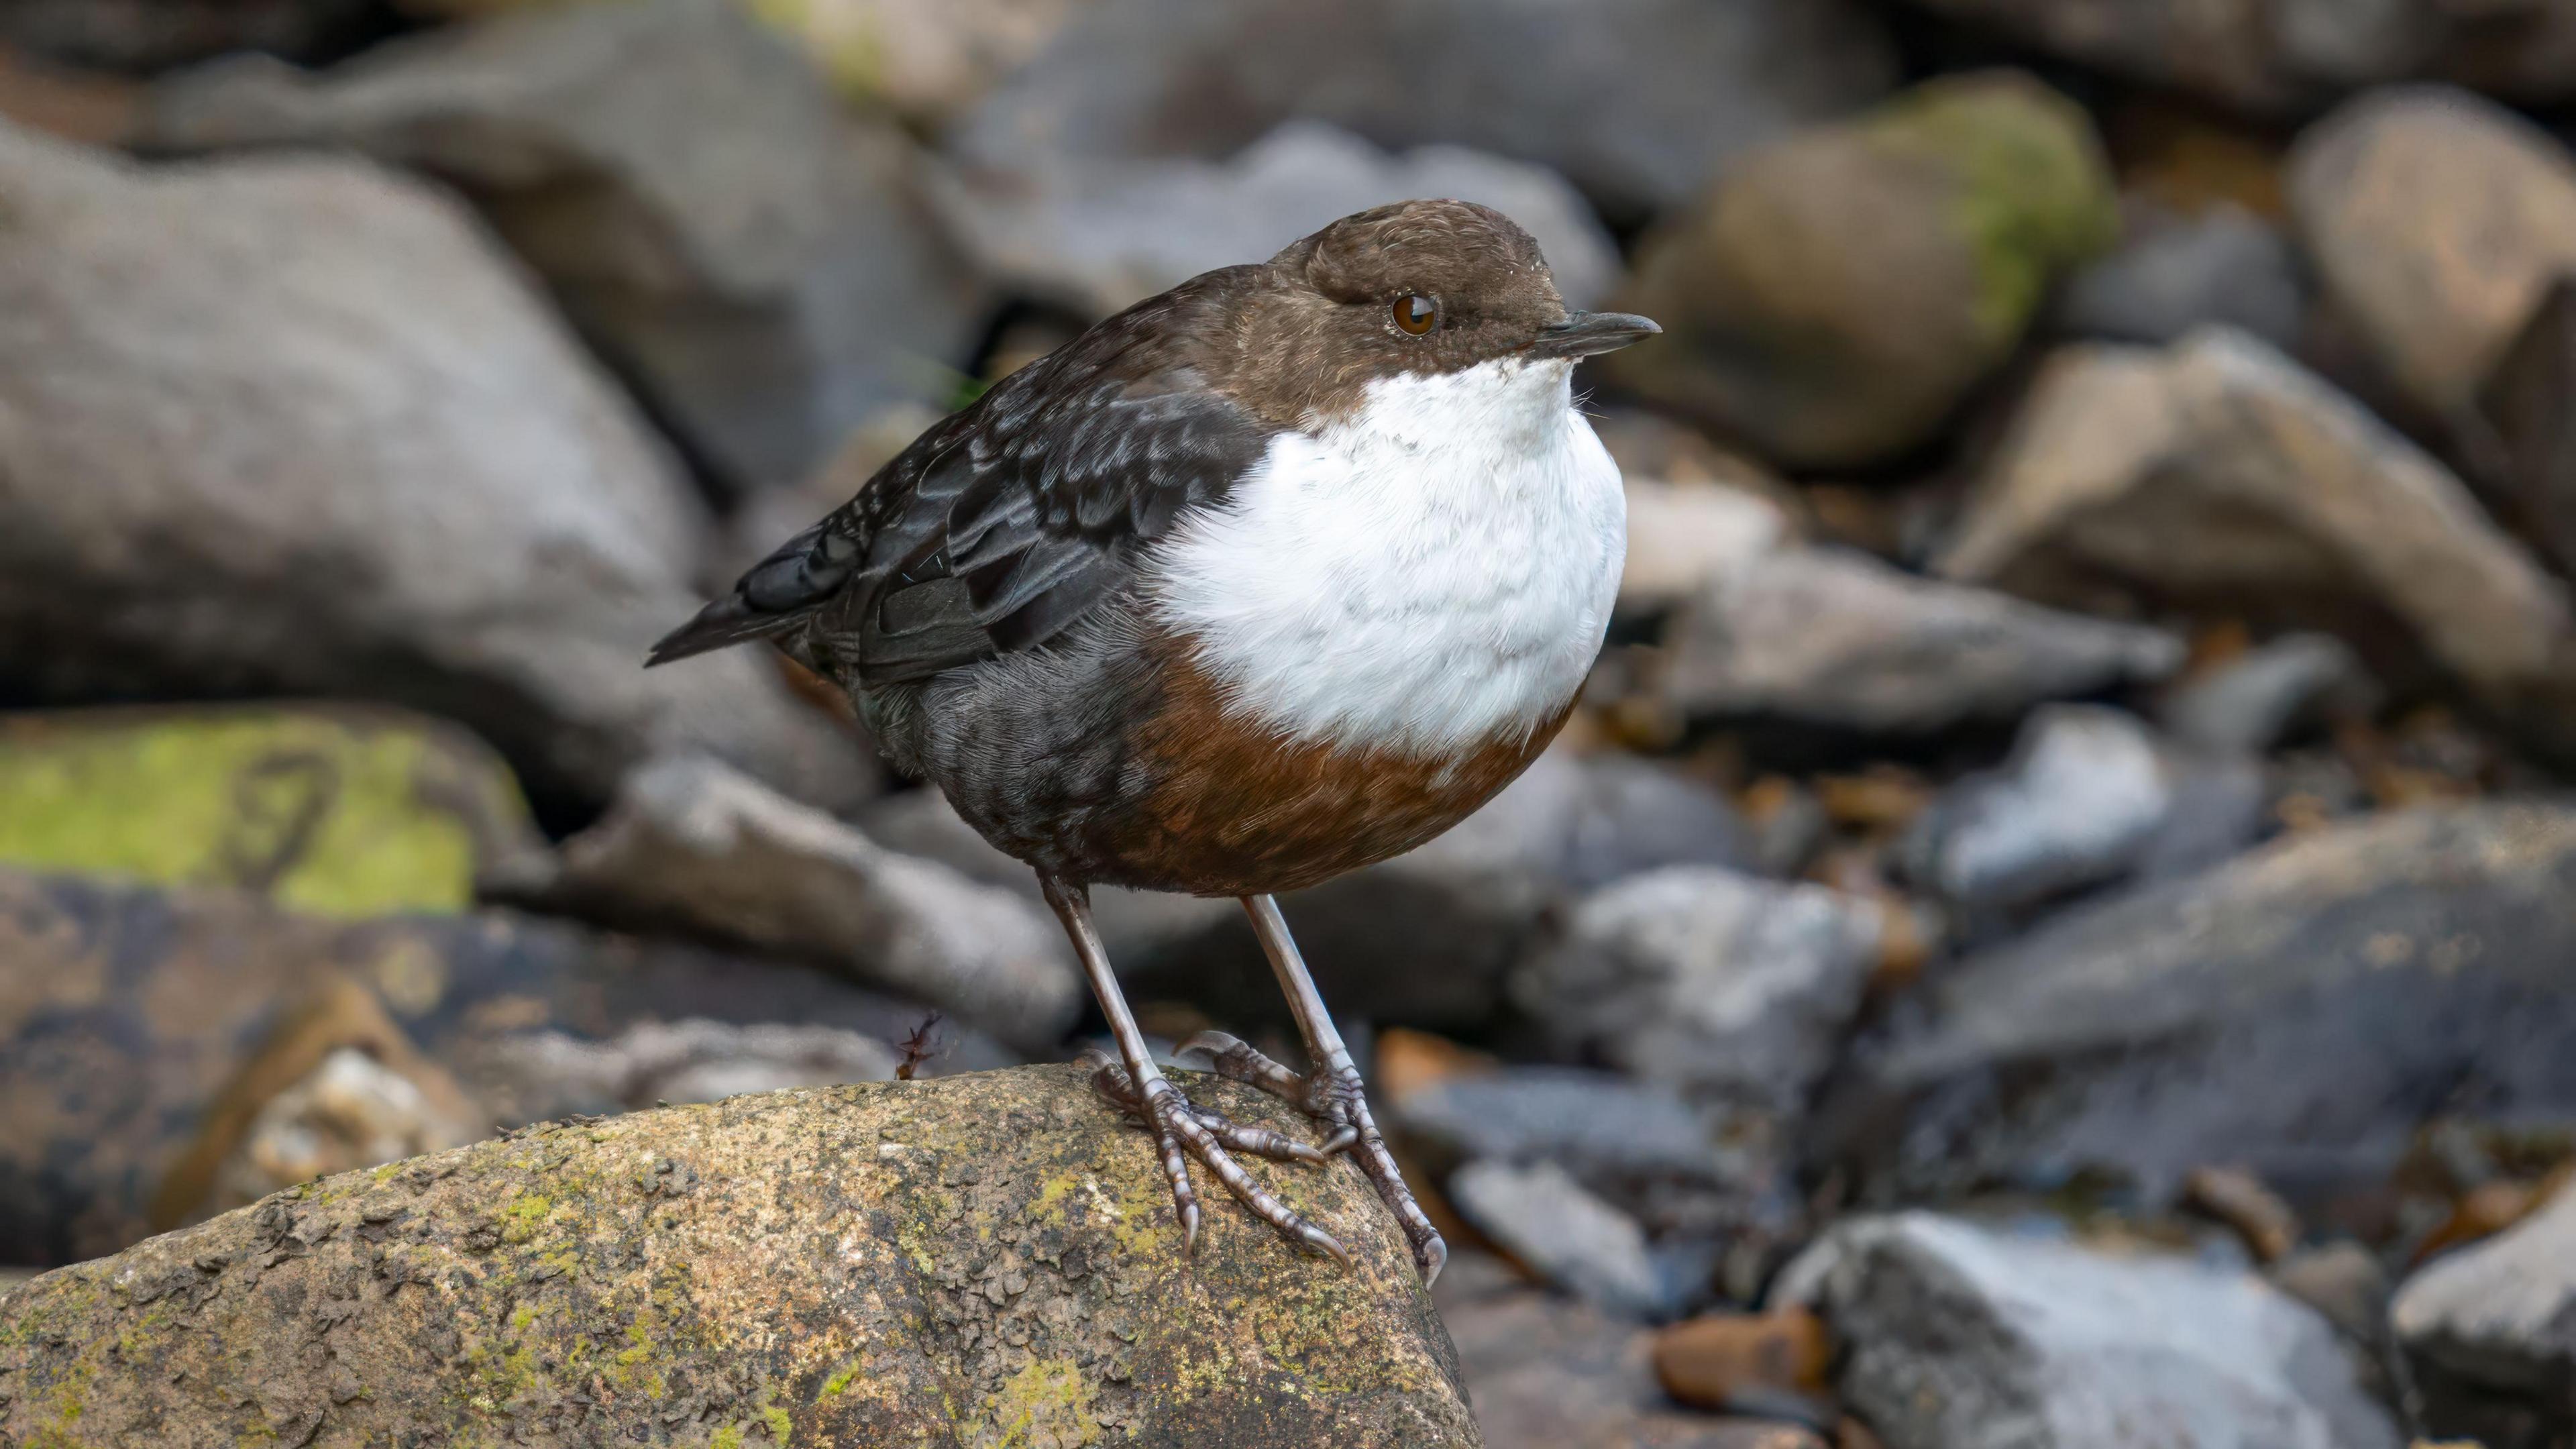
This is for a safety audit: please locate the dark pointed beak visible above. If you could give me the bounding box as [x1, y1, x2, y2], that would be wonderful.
[1530, 311, 1662, 360]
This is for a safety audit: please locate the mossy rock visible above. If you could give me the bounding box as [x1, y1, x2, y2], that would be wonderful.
[1609, 69, 2116, 470]
[0, 1065, 1480, 1448]
[0, 704, 537, 917]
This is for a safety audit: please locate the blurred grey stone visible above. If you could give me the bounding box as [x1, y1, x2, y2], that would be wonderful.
[1399, 1068, 1720, 1180]
[1748, 782, 1831, 880]
[2480, 274, 2576, 580]
[1894, 0, 2576, 113]
[480, 1018, 904, 1118]
[2290, 86, 2576, 422]
[932, 119, 1620, 317]
[498, 755, 1080, 1049]
[0, 120, 867, 812]
[951, 0, 1898, 223]
[2394, 1180, 2576, 1408]
[2056, 203, 2306, 349]
[1617, 476, 1798, 619]
[1902, 706, 2266, 918]
[1448, 1159, 1677, 1320]
[145, 0, 986, 497]
[0, 865, 1013, 1265]
[1436, 1251, 1830, 1449]
[744, 0, 1094, 126]
[1558, 753, 1756, 894]
[859, 786, 1239, 965]
[1, 0, 388, 72]
[2159, 635, 2381, 754]
[1906, 706, 2171, 912]
[1942, 328, 2575, 761]
[2268, 1241, 2392, 1350]
[1607, 73, 2117, 469]
[1660, 547, 2185, 736]
[2134, 754, 2268, 883]
[1397, 1065, 1791, 1247]
[1516, 867, 1885, 1112]
[1825, 803, 2576, 1210]
[1782, 1213, 2405, 1449]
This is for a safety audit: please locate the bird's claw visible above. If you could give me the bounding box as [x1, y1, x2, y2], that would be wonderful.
[1173, 1032, 1447, 1285]
[1079, 1047, 1348, 1265]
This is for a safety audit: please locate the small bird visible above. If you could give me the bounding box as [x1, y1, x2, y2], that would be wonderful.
[649, 199, 1655, 1283]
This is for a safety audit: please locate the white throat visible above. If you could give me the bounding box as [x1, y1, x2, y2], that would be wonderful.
[1147, 355, 1626, 755]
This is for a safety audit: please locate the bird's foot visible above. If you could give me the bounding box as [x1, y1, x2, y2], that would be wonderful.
[1177, 1031, 1448, 1285]
[1076, 1047, 1349, 1266]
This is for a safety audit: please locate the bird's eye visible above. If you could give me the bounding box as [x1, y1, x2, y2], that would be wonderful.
[1392, 294, 1439, 335]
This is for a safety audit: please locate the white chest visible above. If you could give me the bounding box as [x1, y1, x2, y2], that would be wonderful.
[1147, 356, 1627, 756]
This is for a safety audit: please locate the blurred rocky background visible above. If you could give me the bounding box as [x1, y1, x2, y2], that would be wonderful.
[3, 1, 2576, 1446]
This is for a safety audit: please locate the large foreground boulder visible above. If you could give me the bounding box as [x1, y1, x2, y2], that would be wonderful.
[0, 1067, 1478, 1448]
[0, 117, 869, 810]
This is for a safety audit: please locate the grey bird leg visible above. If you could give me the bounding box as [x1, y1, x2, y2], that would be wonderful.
[1039, 874, 1349, 1265]
[1179, 895, 1448, 1285]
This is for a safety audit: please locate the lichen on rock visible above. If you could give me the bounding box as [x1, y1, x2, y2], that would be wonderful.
[0, 1065, 1479, 1448]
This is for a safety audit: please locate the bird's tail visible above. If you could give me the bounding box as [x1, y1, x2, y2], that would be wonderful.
[645, 517, 856, 667]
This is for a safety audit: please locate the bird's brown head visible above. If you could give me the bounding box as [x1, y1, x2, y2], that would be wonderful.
[1220, 199, 1658, 425]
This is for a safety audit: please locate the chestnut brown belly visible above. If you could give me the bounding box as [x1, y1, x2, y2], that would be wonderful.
[1086, 652, 1572, 897]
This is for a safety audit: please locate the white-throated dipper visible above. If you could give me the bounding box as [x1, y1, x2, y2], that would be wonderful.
[649, 199, 1658, 1283]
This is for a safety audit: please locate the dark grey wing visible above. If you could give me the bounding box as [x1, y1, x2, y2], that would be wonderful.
[647, 312, 1265, 683]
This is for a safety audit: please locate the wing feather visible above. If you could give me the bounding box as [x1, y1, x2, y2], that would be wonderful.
[646, 276, 1267, 683]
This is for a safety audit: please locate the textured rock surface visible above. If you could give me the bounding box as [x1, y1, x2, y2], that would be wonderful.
[1826, 804, 2576, 1209]
[1660, 547, 2184, 737]
[0, 867, 1008, 1267]
[934, 119, 1619, 317]
[951, 0, 1896, 223]
[1609, 72, 2117, 468]
[499, 755, 1079, 1048]
[146, 0, 987, 496]
[0, 704, 537, 918]
[1516, 867, 1886, 1112]
[0, 1066, 1479, 1447]
[2289, 86, 2576, 421]
[0, 119, 868, 810]
[1940, 328, 2574, 755]
[1783, 1213, 2405, 1449]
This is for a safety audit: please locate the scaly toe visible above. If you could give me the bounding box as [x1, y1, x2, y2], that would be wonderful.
[1175, 1030, 1311, 1102]
[1143, 1078, 1347, 1263]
